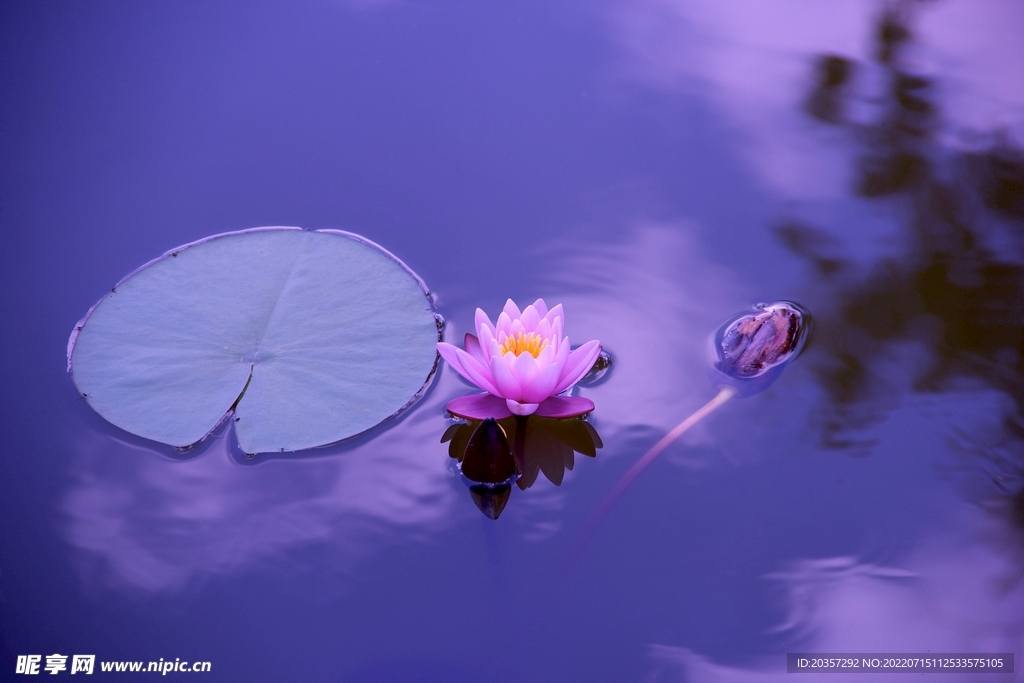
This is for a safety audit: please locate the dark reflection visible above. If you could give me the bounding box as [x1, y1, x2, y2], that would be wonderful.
[804, 55, 853, 124]
[457, 418, 516, 520]
[442, 415, 602, 519]
[785, 5, 1024, 515]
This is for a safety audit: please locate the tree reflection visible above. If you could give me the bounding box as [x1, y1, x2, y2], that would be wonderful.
[783, 5, 1024, 518]
[442, 416, 602, 519]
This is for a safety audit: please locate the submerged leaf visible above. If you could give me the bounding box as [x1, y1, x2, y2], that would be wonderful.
[69, 227, 439, 454]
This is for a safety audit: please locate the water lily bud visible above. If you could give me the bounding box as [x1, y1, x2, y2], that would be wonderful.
[459, 418, 518, 520]
[467, 483, 512, 520]
[460, 418, 518, 485]
[710, 302, 810, 396]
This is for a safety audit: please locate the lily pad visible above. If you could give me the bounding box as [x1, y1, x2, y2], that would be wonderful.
[68, 227, 440, 454]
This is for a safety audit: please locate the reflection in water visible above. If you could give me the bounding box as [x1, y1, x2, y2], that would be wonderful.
[644, 8, 1024, 678]
[63, 404, 461, 596]
[645, 506, 1024, 682]
[779, 8, 1024, 501]
[566, 302, 809, 562]
[538, 224, 746, 438]
[443, 415, 602, 519]
[454, 417, 517, 520]
[804, 54, 853, 125]
[609, 2, 1024, 678]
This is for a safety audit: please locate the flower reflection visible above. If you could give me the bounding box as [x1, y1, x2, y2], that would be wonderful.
[442, 415, 603, 519]
[437, 298, 601, 418]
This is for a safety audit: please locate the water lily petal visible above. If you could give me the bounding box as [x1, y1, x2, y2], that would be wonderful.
[489, 354, 522, 400]
[535, 395, 595, 418]
[506, 399, 539, 416]
[543, 303, 563, 326]
[509, 318, 526, 338]
[511, 348, 540, 387]
[456, 350, 501, 395]
[554, 340, 603, 393]
[534, 343, 556, 369]
[437, 341, 469, 376]
[437, 342, 499, 395]
[485, 334, 502, 360]
[532, 298, 548, 318]
[552, 335, 571, 367]
[550, 316, 564, 347]
[446, 393, 513, 420]
[496, 312, 513, 336]
[520, 304, 541, 332]
[478, 321, 497, 349]
[520, 361, 561, 403]
[464, 333, 487, 366]
[502, 299, 522, 320]
[474, 308, 495, 337]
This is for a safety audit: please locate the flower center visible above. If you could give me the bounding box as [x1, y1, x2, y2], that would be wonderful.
[500, 332, 549, 358]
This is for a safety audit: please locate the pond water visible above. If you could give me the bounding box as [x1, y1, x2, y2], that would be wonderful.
[2, 1, 1023, 681]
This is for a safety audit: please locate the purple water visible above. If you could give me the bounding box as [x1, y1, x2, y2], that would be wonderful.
[2, 1, 1023, 681]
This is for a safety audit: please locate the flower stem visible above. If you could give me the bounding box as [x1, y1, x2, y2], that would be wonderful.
[563, 386, 737, 565]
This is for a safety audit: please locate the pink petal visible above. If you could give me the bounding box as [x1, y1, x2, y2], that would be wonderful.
[437, 342, 499, 395]
[551, 336, 571, 367]
[485, 335, 502, 359]
[474, 308, 495, 338]
[535, 396, 595, 418]
[554, 340, 602, 393]
[520, 361, 561, 403]
[496, 312, 513, 336]
[534, 343, 556, 369]
[543, 303, 564, 326]
[464, 333, 487, 365]
[456, 350, 501, 395]
[506, 399, 539, 416]
[478, 324, 496, 350]
[489, 354, 522, 400]
[532, 299, 549, 318]
[520, 304, 541, 332]
[437, 342, 474, 381]
[446, 393, 513, 420]
[511, 350, 539, 387]
[550, 316, 564, 345]
[502, 299, 522, 320]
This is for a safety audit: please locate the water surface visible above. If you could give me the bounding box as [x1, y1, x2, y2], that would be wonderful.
[2, 1, 1022, 680]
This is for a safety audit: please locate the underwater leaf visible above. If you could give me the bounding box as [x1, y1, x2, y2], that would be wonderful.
[68, 227, 439, 454]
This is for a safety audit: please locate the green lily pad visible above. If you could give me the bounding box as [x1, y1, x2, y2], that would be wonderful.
[68, 227, 440, 454]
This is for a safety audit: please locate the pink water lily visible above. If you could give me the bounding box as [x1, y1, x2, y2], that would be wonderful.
[438, 299, 601, 419]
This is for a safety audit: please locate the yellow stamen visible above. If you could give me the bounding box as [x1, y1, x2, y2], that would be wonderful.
[499, 331, 549, 358]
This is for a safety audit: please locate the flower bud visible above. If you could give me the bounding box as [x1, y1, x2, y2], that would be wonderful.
[710, 302, 810, 396]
